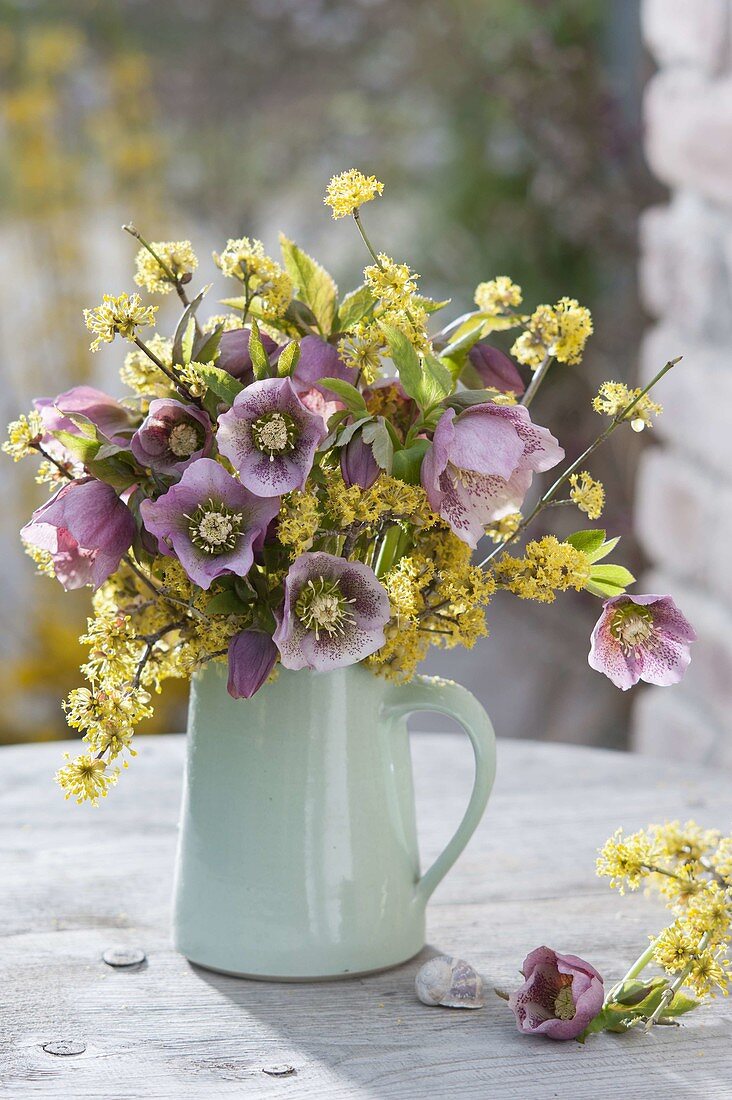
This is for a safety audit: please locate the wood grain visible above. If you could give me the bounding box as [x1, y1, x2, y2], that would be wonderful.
[2, 734, 731, 1098]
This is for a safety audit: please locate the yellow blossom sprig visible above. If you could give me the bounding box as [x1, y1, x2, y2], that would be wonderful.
[83, 292, 158, 352]
[324, 169, 384, 220]
[569, 471, 605, 520]
[125, 224, 198, 309]
[593, 381, 662, 433]
[597, 821, 732, 1031]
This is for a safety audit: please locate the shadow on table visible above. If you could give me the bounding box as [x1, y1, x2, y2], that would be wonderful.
[187, 942, 509, 1094]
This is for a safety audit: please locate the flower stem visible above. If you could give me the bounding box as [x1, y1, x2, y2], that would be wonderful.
[352, 209, 382, 267]
[520, 354, 553, 409]
[477, 356, 682, 568]
[604, 939, 658, 1006]
[122, 224, 195, 317]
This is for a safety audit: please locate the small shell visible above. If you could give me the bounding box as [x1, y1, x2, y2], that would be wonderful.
[415, 955, 485, 1009]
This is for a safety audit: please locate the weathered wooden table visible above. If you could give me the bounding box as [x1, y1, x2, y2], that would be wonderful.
[2, 735, 731, 1098]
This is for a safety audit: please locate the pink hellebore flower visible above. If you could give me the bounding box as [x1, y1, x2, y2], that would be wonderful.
[589, 593, 696, 691]
[34, 385, 135, 445]
[216, 377, 327, 497]
[130, 398, 213, 475]
[139, 458, 279, 590]
[227, 629, 278, 699]
[421, 403, 563, 548]
[273, 551, 390, 672]
[21, 478, 135, 590]
[508, 947, 604, 1041]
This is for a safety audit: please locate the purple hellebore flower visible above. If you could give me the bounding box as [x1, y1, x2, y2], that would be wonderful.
[216, 327, 278, 385]
[227, 629, 279, 699]
[421, 403, 563, 548]
[588, 593, 696, 691]
[273, 551, 390, 671]
[130, 398, 213, 475]
[467, 342, 526, 396]
[216, 377, 327, 497]
[21, 478, 135, 590]
[139, 457, 279, 589]
[340, 432, 380, 489]
[508, 946, 604, 1041]
[34, 385, 135, 445]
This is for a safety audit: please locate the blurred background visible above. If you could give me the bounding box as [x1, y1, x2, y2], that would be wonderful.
[1, 0, 727, 762]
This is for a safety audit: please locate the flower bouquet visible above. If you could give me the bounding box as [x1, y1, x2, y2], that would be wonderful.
[4, 170, 695, 978]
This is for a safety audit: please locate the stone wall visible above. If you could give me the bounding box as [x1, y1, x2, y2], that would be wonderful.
[634, 0, 732, 764]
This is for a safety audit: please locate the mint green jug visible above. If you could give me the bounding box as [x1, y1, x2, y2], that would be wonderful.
[173, 661, 495, 980]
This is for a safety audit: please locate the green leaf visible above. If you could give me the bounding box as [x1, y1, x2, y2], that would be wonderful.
[419, 354, 454, 407]
[283, 298, 321, 335]
[248, 319, 270, 381]
[444, 388, 504, 411]
[335, 284, 374, 331]
[51, 429, 99, 463]
[335, 416, 373, 448]
[588, 535, 620, 564]
[381, 323, 422, 401]
[181, 315, 196, 366]
[585, 563, 635, 598]
[192, 323, 224, 365]
[57, 410, 99, 439]
[172, 286, 209, 365]
[205, 590, 251, 616]
[566, 529, 607, 558]
[280, 234, 338, 335]
[392, 439, 429, 485]
[318, 378, 368, 416]
[195, 364, 244, 407]
[440, 322, 485, 363]
[362, 417, 393, 472]
[413, 294, 451, 314]
[277, 340, 300, 378]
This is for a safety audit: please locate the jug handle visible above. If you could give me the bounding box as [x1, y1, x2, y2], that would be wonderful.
[383, 675, 496, 905]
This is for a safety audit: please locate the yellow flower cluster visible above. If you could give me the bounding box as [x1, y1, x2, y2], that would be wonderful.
[23, 542, 56, 577]
[214, 237, 292, 318]
[512, 297, 593, 368]
[178, 361, 209, 398]
[338, 326, 384, 383]
[569, 471, 605, 520]
[364, 252, 430, 354]
[2, 411, 43, 461]
[474, 276, 522, 315]
[593, 381, 662, 432]
[599, 821, 732, 1007]
[368, 527, 495, 682]
[134, 239, 198, 294]
[55, 753, 118, 807]
[324, 169, 384, 219]
[120, 334, 174, 397]
[596, 827, 662, 893]
[83, 292, 158, 352]
[485, 511, 522, 544]
[278, 490, 322, 557]
[494, 536, 590, 603]
[324, 471, 436, 533]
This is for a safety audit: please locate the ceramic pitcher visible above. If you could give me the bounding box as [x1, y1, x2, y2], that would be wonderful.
[172, 660, 496, 980]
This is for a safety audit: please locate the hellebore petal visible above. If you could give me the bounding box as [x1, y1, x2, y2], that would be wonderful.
[340, 432, 380, 489]
[21, 478, 135, 590]
[227, 629, 278, 698]
[273, 551, 390, 671]
[467, 342, 526, 395]
[508, 946, 604, 1041]
[139, 457, 280, 589]
[589, 594, 696, 691]
[216, 377, 327, 497]
[130, 399, 213, 474]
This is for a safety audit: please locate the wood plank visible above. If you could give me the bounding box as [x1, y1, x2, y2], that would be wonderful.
[1, 735, 731, 1098]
